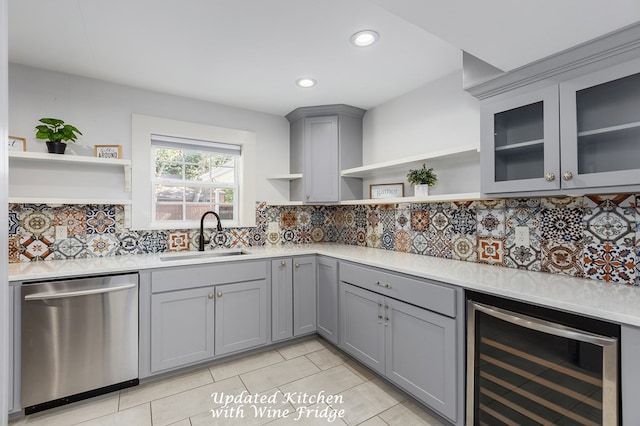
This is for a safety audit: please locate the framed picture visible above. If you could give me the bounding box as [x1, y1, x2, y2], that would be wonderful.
[94, 144, 122, 159]
[370, 183, 404, 199]
[8, 136, 26, 152]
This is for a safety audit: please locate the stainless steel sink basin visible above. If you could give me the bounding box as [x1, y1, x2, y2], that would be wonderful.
[159, 249, 249, 261]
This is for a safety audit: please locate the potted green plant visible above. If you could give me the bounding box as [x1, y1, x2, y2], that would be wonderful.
[35, 118, 82, 154]
[407, 164, 437, 197]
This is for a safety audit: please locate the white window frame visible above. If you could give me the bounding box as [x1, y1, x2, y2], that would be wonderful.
[131, 114, 256, 230]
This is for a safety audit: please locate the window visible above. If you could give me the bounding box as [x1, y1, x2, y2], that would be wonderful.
[131, 114, 257, 230]
[152, 134, 240, 224]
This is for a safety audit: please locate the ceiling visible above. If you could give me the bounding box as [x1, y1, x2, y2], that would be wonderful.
[8, 1, 640, 116]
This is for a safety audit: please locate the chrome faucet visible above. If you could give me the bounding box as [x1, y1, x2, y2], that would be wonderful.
[198, 210, 223, 251]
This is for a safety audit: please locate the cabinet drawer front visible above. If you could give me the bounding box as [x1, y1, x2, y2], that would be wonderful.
[339, 262, 456, 318]
[151, 261, 267, 293]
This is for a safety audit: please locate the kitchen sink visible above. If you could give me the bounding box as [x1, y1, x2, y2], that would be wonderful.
[159, 249, 249, 261]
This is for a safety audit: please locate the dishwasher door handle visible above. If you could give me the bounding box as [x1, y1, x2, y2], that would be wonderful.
[24, 283, 137, 301]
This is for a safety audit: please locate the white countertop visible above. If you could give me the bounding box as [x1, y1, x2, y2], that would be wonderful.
[9, 243, 640, 327]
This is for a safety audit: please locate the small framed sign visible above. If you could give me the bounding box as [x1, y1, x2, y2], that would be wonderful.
[370, 183, 404, 199]
[94, 144, 122, 159]
[8, 136, 26, 152]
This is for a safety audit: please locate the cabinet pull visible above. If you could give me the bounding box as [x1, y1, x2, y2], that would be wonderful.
[281, 260, 286, 266]
[295, 263, 300, 268]
[544, 172, 555, 182]
[305, 194, 310, 199]
[217, 291, 223, 298]
[562, 171, 573, 181]
[208, 293, 214, 299]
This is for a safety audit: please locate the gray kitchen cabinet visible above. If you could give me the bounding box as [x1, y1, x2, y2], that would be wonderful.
[339, 282, 386, 375]
[316, 256, 338, 345]
[286, 104, 366, 203]
[271, 256, 316, 342]
[214, 279, 267, 356]
[150, 286, 215, 373]
[481, 55, 640, 196]
[338, 262, 461, 424]
[385, 297, 457, 421]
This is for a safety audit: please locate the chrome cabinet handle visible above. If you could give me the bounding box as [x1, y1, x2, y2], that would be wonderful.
[217, 291, 223, 298]
[281, 260, 286, 266]
[562, 171, 573, 181]
[305, 194, 310, 199]
[295, 263, 300, 268]
[376, 282, 392, 289]
[24, 283, 136, 300]
[544, 172, 555, 182]
[208, 293, 214, 299]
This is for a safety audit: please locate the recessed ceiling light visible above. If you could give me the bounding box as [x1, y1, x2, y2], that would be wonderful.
[296, 78, 317, 88]
[350, 30, 379, 47]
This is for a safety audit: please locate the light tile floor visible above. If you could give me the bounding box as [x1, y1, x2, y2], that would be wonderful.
[9, 337, 447, 426]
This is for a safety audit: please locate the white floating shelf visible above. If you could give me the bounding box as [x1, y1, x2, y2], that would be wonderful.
[263, 200, 304, 206]
[494, 139, 544, 152]
[339, 192, 482, 206]
[341, 145, 480, 178]
[266, 173, 303, 180]
[9, 150, 131, 167]
[577, 121, 640, 137]
[8, 197, 132, 205]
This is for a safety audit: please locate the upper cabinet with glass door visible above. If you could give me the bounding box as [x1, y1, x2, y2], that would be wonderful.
[559, 58, 640, 190]
[481, 84, 560, 193]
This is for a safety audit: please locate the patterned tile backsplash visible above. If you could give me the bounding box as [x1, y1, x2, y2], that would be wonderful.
[8, 194, 640, 286]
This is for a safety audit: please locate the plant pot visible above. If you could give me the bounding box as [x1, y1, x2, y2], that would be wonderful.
[414, 184, 429, 198]
[46, 141, 67, 154]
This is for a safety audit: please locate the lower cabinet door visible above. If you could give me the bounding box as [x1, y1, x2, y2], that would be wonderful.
[385, 298, 457, 422]
[151, 287, 215, 373]
[215, 279, 268, 356]
[317, 257, 338, 344]
[271, 259, 293, 342]
[293, 256, 317, 336]
[339, 282, 385, 375]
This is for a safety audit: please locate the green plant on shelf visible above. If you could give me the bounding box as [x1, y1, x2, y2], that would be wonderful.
[406, 164, 437, 187]
[35, 118, 82, 143]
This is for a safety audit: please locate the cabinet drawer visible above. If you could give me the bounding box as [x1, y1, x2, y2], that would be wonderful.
[339, 262, 456, 318]
[151, 261, 267, 293]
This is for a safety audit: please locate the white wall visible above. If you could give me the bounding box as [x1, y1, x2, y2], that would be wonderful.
[8, 64, 290, 203]
[1, 0, 9, 423]
[362, 70, 481, 195]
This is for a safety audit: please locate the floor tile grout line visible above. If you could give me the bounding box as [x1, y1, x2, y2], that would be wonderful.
[208, 350, 287, 382]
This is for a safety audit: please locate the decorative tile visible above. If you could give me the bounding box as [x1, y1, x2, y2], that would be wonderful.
[366, 224, 382, 248]
[476, 209, 505, 238]
[20, 206, 55, 238]
[86, 206, 116, 234]
[367, 209, 381, 228]
[637, 246, 640, 287]
[450, 207, 475, 235]
[297, 226, 312, 244]
[8, 210, 20, 236]
[474, 199, 505, 209]
[394, 230, 412, 253]
[281, 209, 297, 229]
[230, 228, 251, 248]
[344, 210, 356, 227]
[117, 231, 143, 255]
[266, 228, 282, 245]
[114, 205, 127, 232]
[310, 207, 326, 227]
[19, 235, 55, 261]
[86, 234, 119, 257]
[584, 243, 636, 285]
[540, 240, 584, 277]
[167, 232, 190, 251]
[505, 198, 541, 209]
[395, 209, 410, 231]
[340, 227, 357, 245]
[584, 194, 634, 209]
[281, 228, 297, 244]
[52, 206, 87, 237]
[452, 200, 475, 210]
[211, 230, 231, 248]
[140, 231, 168, 253]
[381, 230, 395, 250]
[8, 237, 20, 263]
[541, 196, 583, 209]
[249, 227, 266, 246]
[410, 232, 429, 255]
[356, 228, 367, 246]
[505, 244, 541, 271]
[379, 209, 395, 232]
[505, 205, 542, 270]
[477, 237, 505, 266]
[266, 206, 281, 222]
[296, 209, 312, 228]
[325, 225, 338, 242]
[451, 234, 477, 262]
[310, 226, 325, 243]
[427, 202, 452, 210]
[334, 208, 347, 228]
[410, 210, 429, 232]
[430, 208, 451, 233]
[54, 235, 88, 260]
[583, 207, 635, 247]
[425, 229, 452, 258]
[188, 229, 210, 250]
[540, 208, 584, 242]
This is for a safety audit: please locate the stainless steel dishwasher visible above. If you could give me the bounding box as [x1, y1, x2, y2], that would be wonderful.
[21, 273, 139, 414]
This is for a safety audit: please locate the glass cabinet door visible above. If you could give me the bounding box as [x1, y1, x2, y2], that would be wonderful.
[560, 57, 640, 189]
[481, 85, 560, 193]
